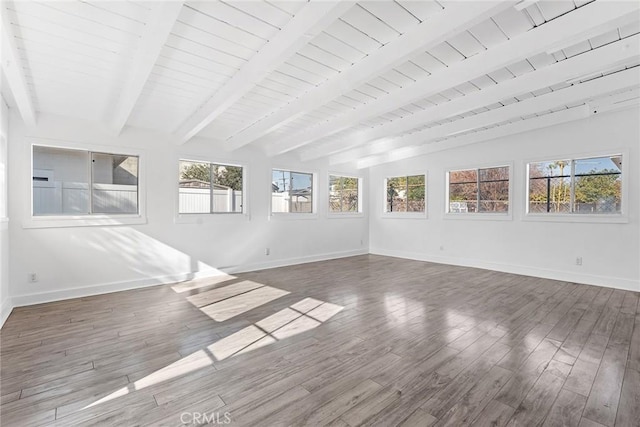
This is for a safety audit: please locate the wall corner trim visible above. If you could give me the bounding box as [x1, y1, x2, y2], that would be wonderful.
[0, 297, 13, 329]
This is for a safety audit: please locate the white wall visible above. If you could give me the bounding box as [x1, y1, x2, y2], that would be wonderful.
[1, 97, 10, 325]
[369, 107, 640, 292]
[7, 112, 369, 306]
[4, 106, 637, 320]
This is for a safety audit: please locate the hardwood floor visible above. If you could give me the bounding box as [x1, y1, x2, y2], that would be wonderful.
[1, 255, 638, 426]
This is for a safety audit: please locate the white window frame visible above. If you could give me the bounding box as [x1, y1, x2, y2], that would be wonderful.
[23, 138, 146, 229]
[175, 156, 249, 224]
[328, 173, 363, 218]
[523, 149, 628, 224]
[269, 167, 318, 220]
[382, 173, 427, 219]
[445, 162, 513, 221]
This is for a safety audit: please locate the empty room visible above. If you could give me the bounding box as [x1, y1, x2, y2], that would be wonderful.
[1, 0, 639, 426]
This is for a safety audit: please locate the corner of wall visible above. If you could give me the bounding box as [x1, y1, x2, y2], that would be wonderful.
[370, 247, 640, 293]
[0, 297, 13, 328]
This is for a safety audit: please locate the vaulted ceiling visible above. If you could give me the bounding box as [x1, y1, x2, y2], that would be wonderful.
[2, 0, 639, 168]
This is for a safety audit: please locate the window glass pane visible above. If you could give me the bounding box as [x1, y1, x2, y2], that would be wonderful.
[291, 172, 312, 213]
[179, 160, 211, 214]
[528, 160, 572, 213]
[329, 175, 342, 213]
[330, 176, 359, 213]
[532, 176, 571, 213]
[531, 160, 571, 177]
[33, 146, 90, 215]
[407, 175, 425, 212]
[479, 167, 509, 212]
[212, 164, 243, 213]
[528, 157, 623, 215]
[272, 169, 313, 213]
[342, 177, 359, 212]
[449, 183, 477, 213]
[92, 153, 138, 214]
[528, 164, 548, 213]
[479, 166, 509, 181]
[449, 169, 477, 184]
[574, 156, 622, 214]
[449, 170, 477, 213]
[479, 181, 509, 212]
[272, 169, 287, 213]
[386, 176, 407, 212]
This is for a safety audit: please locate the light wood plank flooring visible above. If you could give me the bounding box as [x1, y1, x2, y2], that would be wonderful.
[1, 255, 638, 426]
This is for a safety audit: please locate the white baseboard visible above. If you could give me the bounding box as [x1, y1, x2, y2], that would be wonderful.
[0, 297, 13, 328]
[10, 269, 224, 308]
[224, 249, 369, 274]
[370, 247, 639, 292]
[9, 249, 370, 309]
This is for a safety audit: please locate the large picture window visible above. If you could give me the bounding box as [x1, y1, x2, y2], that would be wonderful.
[527, 155, 622, 214]
[178, 160, 243, 214]
[272, 169, 313, 213]
[385, 175, 425, 213]
[448, 166, 509, 213]
[329, 175, 360, 213]
[32, 145, 139, 216]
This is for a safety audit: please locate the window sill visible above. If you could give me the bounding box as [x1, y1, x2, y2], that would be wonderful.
[22, 215, 147, 229]
[444, 213, 512, 221]
[381, 212, 427, 219]
[269, 213, 318, 221]
[523, 214, 628, 224]
[327, 212, 364, 219]
[174, 213, 250, 224]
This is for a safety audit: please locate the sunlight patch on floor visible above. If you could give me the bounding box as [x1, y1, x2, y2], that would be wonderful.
[82, 291, 342, 412]
[187, 280, 265, 308]
[200, 285, 290, 322]
[171, 274, 238, 293]
[210, 297, 343, 360]
[84, 349, 213, 409]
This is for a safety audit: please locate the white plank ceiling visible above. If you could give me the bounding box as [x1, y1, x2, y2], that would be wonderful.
[2, 0, 639, 168]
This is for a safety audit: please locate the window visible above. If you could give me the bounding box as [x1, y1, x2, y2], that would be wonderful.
[178, 160, 243, 214]
[329, 175, 360, 213]
[272, 169, 313, 213]
[527, 155, 622, 215]
[32, 145, 139, 216]
[385, 175, 425, 213]
[448, 166, 509, 213]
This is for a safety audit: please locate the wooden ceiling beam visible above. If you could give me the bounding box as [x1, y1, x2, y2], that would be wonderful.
[1, 2, 36, 126]
[267, 0, 640, 157]
[354, 68, 639, 168]
[225, 1, 515, 150]
[326, 34, 640, 164]
[356, 105, 591, 168]
[174, 0, 357, 145]
[110, 2, 183, 134]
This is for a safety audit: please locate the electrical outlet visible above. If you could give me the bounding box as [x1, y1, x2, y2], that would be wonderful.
[265, 248, 270, 256]
[28, 273, 38, 282]
[576, 257, 583, 266]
